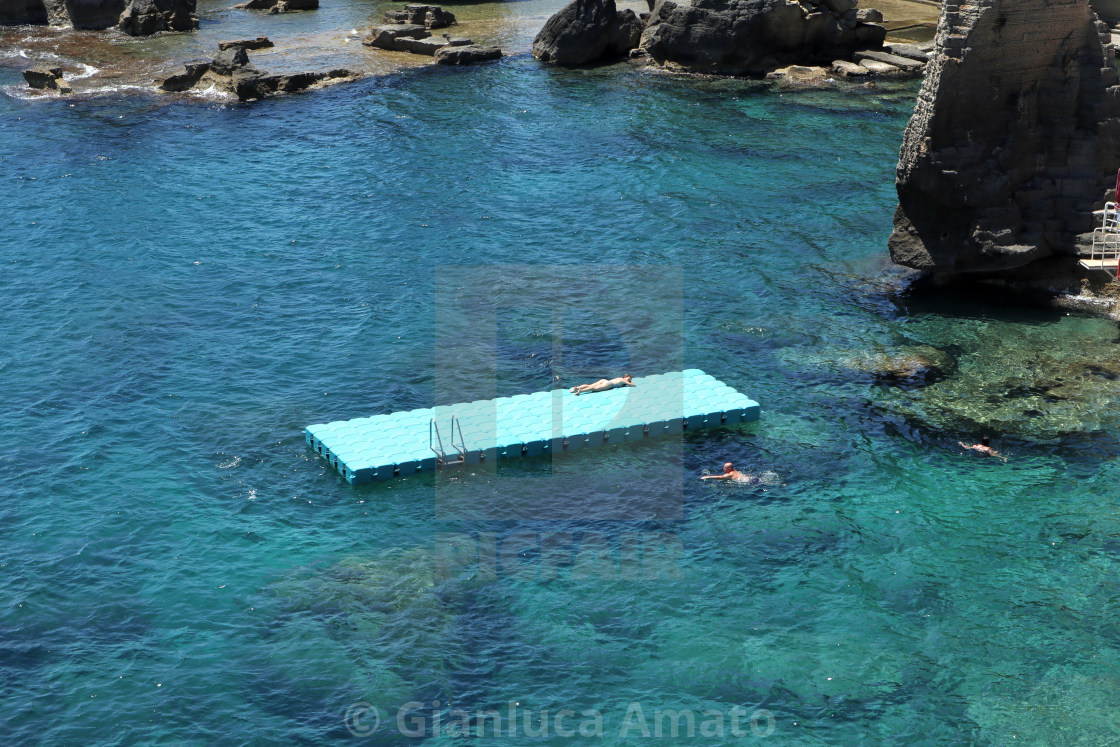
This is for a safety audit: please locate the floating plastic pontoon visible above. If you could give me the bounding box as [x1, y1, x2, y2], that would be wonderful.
[305, 369, 759, 484]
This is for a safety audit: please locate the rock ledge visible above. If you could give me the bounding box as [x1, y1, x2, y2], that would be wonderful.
[159, 45, 356, 100]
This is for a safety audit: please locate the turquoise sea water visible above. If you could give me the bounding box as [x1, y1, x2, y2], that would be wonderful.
[4, 37, 1120, 746]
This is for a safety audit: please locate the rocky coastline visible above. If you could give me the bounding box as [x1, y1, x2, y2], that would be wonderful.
[2, 0, 944, 102]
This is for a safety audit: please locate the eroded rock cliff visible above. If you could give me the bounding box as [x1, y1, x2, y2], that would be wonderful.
[890, 0, 1120, 275]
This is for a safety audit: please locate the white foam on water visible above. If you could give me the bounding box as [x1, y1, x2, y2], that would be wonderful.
[2, 80, 159, 101]
[72, 63, 100, 80]
[4, 48, 63, 65]
[79, 84, 150, 94]
[0, 84, 40, 101]
[218, 455, 241, 469]
[758, 470, 781, 486]
[189, 83, 236, 101]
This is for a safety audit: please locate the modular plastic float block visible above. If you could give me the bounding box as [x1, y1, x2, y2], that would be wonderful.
[305, 369, 759, 483]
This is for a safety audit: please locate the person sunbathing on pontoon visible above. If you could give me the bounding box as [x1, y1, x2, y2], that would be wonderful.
[570, 374, 634, 396]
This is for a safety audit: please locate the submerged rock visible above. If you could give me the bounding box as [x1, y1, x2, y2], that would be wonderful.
[865, 313, 1120, 442]
[843, 344, 958, 386]
[532, 0, 642, 65]
[640, 0, 886, 75]
[267, 547, 479, 702]
[890, 0, 1120, 277]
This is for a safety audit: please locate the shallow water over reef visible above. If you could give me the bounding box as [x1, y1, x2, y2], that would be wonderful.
[2, 29, 1120, 746]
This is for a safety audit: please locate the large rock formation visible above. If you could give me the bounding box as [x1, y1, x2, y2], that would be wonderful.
[889, 0, 1120, 275]
[640, 0, 886, 74]
[0, 0, 196, 33]
[531, 0, 643, 65]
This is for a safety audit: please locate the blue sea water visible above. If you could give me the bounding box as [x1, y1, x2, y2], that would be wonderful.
[4, 39, 1120, 746]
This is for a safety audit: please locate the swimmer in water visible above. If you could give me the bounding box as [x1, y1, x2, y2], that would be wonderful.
[570, 374, 634, 396]
[959, 436, 1006, 460]
[700, 462, 760, 483]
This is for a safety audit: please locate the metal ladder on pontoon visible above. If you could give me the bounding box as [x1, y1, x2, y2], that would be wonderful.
[429, 415, 467, 468]
[1081, 201, 1120, 278]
